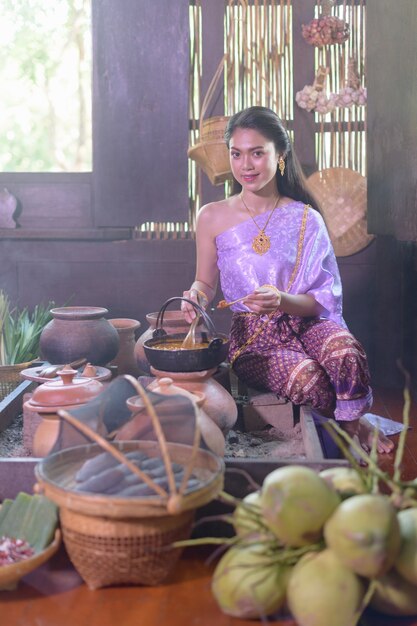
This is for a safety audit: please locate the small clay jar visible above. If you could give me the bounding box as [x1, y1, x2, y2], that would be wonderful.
[40, 306, 120, 366]
[150, 367, 237, 434]
[125, 377, 225, 457]
[134, 310, 202, 374]
[108, 318, 141, 376]
[24, 365, 103, 457]
[149, 377, 225, 456]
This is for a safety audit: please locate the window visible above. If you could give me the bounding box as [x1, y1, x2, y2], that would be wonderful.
[0, 0, 92, 173]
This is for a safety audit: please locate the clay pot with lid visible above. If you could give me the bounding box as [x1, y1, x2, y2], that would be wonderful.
[40, 306, 120, 366]
[150, 367, 237, 434]
[24, 365, 104, 457]
[123, 377, 225, 457]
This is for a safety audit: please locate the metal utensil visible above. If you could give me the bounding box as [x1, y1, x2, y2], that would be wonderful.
[38, 357, 87, 378]
[181, 314, 201, 349]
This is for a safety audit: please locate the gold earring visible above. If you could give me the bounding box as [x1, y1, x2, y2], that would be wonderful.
[279, 156, 285, 177]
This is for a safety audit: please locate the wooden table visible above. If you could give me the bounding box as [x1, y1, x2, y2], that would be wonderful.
[2, 544, 417, 626]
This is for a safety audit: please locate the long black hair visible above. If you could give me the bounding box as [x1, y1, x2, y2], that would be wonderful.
[224, 106, 320, 211]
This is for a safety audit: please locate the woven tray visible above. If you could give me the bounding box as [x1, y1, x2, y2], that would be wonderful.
[34, 376, 225, 588]
[0, 362, 33, 403]
[307, 167, 374, 257]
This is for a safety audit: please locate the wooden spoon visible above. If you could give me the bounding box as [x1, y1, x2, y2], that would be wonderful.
[217, 295, 248, 309]
[39, 357, 87, 378]
[181, 315, 200, 349]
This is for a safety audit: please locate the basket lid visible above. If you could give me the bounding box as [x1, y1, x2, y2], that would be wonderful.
[25, 365, 103, 411]
[307, 167, 374, 257]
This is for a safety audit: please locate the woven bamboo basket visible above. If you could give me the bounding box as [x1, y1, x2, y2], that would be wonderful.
[0, 361, 33, 403]
[34, 377, 225, 589]
[188, 118, 232, 186]
[187, 56, 233, 186]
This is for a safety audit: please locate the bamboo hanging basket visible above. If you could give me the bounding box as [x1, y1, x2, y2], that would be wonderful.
[34, 377, 225, 589]
[188, 117, 231, 186]
[188, 56, 233, 186]
[307, 167, 374, 257]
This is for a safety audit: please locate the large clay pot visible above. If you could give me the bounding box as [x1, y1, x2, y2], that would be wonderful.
[108, 318, 141, 377]
[40, 306, 120, 366]
[135, 310, 201, 374]
[150, 366, 237, 434]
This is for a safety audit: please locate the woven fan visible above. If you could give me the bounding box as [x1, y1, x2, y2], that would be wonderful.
[307, 167, 374, 257]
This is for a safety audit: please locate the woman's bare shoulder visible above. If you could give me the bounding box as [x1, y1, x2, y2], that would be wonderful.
[198, 197, 235, 218]
[196, 197, 239, 234]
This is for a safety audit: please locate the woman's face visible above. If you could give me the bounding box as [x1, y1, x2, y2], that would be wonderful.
[229, 127, 279, 193]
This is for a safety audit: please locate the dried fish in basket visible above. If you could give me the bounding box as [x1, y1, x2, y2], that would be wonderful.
[34, 375, 224, 589]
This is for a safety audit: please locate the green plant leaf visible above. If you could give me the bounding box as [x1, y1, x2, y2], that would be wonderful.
[0, 289, 54, 365]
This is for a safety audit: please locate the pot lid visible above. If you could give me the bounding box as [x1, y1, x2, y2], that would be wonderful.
[126, 377, 205, 413]
[148, 377, 205, 406]
[26, 365, 103, 411]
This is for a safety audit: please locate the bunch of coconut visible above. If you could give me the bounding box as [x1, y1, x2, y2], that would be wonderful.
[210, 460, 417, 626]
[172, 392, 416, 625]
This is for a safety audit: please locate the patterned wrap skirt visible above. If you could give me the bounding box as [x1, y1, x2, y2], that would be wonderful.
[229, 311, 372, 421]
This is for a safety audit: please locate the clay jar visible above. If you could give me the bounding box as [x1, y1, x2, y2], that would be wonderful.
[108, 318, 141, 377]
[150, 366, 237, 434]
[146, 377, 225, 457]
[40, 306, 120, 366]
[24, 366, 103, 457]
[134, 310, 202, 374]
[123, 377, 226, 457]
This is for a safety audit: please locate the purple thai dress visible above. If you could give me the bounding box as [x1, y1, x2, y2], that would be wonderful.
[216, 201, 372, 421]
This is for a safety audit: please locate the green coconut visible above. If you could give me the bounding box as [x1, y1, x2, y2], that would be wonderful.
[287, 548, 365, 626]
[370, 568, 417, 616]
[233, 491, 274, 541]
[319, 467, 367, 500]
[324, 494, 401, 578]
[260, 465, 341, 547]
[211, 543, 290, 619]
[394, 507, 417, 585]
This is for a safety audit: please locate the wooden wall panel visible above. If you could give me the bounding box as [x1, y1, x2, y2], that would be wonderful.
[199, 0, 228, 206]
[0, 179, 92, 229]
[367, 0, 417, 240]
[0, 240, 195, 323]
[292, 0, 316, 175]
[92, 0, 190, 227]
[0, 174, 92, 229]
[338, 242, 376, 369]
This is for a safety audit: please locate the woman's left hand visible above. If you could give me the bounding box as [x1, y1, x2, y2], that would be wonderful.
[244, 284, 281, 315]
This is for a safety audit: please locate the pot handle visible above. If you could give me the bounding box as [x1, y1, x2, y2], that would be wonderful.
[154, 296, 218, 339]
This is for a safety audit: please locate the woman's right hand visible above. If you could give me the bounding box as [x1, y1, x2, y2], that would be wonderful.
[181, 288, 207, 323]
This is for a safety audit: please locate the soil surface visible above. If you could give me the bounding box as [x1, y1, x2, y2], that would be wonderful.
[0, 414, 306, 460]
[0, 414, 28, 457]
[225, 423, 305, 459]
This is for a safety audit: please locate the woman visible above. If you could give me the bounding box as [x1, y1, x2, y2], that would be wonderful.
[183, 105, 392, 453]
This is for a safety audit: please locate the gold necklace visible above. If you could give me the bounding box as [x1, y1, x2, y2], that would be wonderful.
[240, 192, 280, 255]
